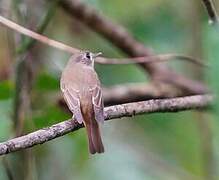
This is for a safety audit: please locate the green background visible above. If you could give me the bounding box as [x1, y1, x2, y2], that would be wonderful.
[0, 0, 218, 179]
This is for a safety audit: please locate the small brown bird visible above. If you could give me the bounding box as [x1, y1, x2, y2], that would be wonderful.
[60, 51, 104, 154]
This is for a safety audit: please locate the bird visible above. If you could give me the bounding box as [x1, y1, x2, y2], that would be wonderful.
[60, 51, 104, 154]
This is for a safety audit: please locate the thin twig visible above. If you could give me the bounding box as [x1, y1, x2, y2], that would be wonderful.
[201, 0, 219, 24]
[97, 54, 208, 68]
[0, 15, 79, 54]
[0, 95, 212, 156]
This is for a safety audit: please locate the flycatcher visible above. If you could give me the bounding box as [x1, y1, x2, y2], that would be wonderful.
[60, 51, 104, 154]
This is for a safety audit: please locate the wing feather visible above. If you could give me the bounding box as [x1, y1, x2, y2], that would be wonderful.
[61, 81, 84, 124]
[91, 86, 104, 123]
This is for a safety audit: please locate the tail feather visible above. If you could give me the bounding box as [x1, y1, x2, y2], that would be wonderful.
[81, 99, 104, 154]
[86, 124, 96, 154]
[90, 121, 104, 153]
[85, 121, 104, 154]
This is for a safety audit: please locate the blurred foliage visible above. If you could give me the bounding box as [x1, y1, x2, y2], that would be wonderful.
[0, 81, 13, 100]
[0, 0, 218, 180]
[205, 24, 219, 111]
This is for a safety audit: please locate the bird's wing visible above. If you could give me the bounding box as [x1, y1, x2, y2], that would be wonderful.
[61, 81, 84, 124]
[91, 85, 104, 123]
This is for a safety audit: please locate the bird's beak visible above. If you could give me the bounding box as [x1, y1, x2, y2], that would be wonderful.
[93, 52, 102, 58]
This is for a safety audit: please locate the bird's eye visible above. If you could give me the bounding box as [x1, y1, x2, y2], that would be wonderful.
[85, 52, 91, 59]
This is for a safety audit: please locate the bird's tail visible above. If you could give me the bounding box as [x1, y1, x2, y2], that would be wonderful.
[85, 120, 104, 154]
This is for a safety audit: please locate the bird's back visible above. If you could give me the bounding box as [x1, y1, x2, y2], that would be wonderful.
[62, 63, 99, 90]
[60, 55, 104, 154]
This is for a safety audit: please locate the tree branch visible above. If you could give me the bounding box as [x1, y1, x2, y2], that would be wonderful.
[0, 95, 212, 156]
[201, 0, 219, 24]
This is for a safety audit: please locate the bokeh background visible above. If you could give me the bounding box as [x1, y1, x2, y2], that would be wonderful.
[0, 0, 219, 179]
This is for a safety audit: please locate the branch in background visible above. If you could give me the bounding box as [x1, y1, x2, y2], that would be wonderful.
[187, 1, 215, 178]
[60, 0, 209, 95]
[0, 95, 212, 156]
[13, 0, 58, 136]
[11, 2, 58, 179]
[13, 55, 33, 136]
[102, 83, 179, 106]
[201, 0, 219, 24]
[58, 83, 180, 108]
[0, 2, 17, 180]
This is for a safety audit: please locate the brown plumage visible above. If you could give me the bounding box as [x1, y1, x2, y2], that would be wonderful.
[60, 52, 104, 154]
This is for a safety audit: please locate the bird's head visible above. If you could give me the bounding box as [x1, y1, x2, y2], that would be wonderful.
[73, 51, 102, 67]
